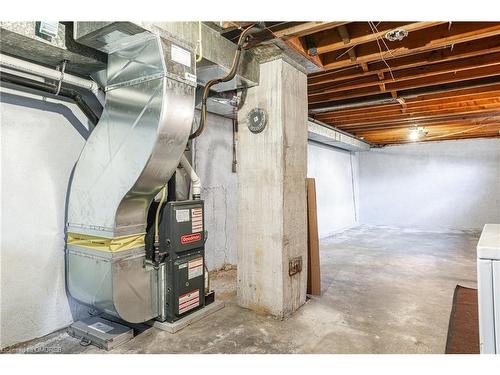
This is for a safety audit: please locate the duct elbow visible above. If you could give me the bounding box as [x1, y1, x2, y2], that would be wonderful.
[180, 154, 202, 199]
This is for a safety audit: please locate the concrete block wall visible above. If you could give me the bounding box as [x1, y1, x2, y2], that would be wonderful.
[359, 138, 500, 230]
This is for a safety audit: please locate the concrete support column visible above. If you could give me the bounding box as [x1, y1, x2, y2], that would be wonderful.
[237, 58, 308, 318]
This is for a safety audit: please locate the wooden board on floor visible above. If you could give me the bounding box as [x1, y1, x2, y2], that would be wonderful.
[306, 178, 321, 295]
[445, 285, 480, 354]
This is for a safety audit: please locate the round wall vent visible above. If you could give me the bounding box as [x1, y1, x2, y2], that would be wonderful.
[247, 108, 268, 134]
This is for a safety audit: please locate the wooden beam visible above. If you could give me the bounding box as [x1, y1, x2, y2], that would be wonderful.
[272, 22, 349, 39]
[317, 101, 500, 127]
[284, 37, 324, 68]
[322, 98, 500, 124]
[325, 85, 500, 118]
[356, 121, 500, 133]
[309, 78, 500, 112]
[323, 114, 500, 130]
[309, 65, 500, 105]
[308, 53, 500, 97]
[317, 116, 500, 141]
[320, 23, 500, 71]
[314, 22, 446, 55]
[320, 95, 500, 122]
[337, 24, 351, 43]
[354, 123, 500, 144]
[220, 21, 243, 29]
[320, 109, 500, 129]
[344, 124, 499, 140]
[309, 35, 500, 86]
[347, 47, 357, 62]
[325, 116, 500, 132]
[336, 24, 357, 62]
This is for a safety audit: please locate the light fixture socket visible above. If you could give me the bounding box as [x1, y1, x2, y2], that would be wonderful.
[385, 28, 409, 42]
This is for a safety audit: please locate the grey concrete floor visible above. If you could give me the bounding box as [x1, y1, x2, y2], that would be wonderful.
[9, 225, 479, 354]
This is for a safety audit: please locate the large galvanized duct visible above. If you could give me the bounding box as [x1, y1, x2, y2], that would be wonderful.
[66, 28, 196, 323]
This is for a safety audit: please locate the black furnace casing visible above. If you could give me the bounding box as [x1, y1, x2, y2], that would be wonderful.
[146, 200, 206, 322]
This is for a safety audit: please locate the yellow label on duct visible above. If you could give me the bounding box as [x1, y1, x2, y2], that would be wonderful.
[67, 232, 145, 252]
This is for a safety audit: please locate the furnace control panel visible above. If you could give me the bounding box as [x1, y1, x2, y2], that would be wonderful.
[160, 200, 205, 254]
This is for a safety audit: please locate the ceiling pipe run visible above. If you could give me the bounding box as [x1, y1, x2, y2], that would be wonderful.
[0, 70, 101, 126]
[0, 53, 99, 93]
[309, 98, 397, 114]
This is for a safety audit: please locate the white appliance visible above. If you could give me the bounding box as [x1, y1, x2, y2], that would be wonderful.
[477, 224, 500, 354]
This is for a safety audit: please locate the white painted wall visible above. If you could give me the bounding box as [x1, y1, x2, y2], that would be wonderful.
[307, 142, 359, 238]
[193, 111, 237, 270]
[0, 88, 90, 349]
[359, 138, 500, 230]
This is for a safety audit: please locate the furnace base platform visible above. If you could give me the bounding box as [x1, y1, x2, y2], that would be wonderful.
[148, 300, 225, 333]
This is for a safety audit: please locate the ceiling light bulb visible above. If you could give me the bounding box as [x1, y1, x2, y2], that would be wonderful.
[409, 128, 420, 141]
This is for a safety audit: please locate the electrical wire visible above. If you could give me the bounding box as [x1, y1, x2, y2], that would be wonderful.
[369, 22, 395, 59]
[331, 22, 396, 81]
[368, 21, 395, 82]
[334, 44, 358, 61]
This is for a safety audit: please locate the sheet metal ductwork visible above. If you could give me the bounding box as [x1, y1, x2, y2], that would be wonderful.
[66, 27, 196, 323]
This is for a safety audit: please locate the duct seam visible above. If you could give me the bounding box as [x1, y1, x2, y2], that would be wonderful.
[105, 71, 197, 92]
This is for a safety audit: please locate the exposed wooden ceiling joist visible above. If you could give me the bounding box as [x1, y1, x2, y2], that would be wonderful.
[309, 39, 500, 88]
[319, 109, 500, 130]
[272, 22, 349, 39]
[346, 113, 500, 134]
[309, 72, 500, 107]
[319, 22, 500, 71]
[312, 22, 446, 56]
[224, 21, 500, 144]
[319, 89, 500, 118]
[355, 122, 500, 144]
[282, 37, 324, 68]
[323, 98, 500, 124]
[309, 60, 500, 104]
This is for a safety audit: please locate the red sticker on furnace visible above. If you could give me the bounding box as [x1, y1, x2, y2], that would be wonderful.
[180, 233, 202, 244]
